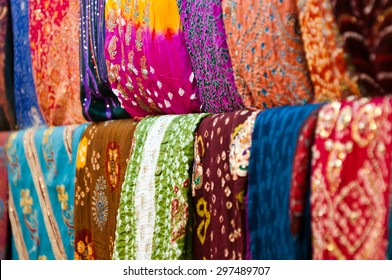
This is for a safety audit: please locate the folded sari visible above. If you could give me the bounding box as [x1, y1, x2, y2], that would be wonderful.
[113, 113, 208, 260]
[80, 0, 130, 122]
[74, 119, 138, 260]
[7, 124, 87, 259]
[177, 0, 244, 113]
[222, 0, 314, 109]
[10, 0, 44, 129]
[192, 110, 259, 260]
[311, 96, 392, 259]
[29, 0, 85, 125]
[0, 132, 10, 259]
[248, 103, 321, 259]
[105, 0, 201, 117]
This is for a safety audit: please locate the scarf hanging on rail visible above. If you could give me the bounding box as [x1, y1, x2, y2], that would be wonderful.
[311, 96, 392, 260]
[105, 0, 201, 117]
[113, 113, 208, 260]
[80, 0, 130, 122]
[297, 0, 360, 102]
[177, 0, 244, 113]
[28, 0, 85, 125]
[74, 119, 138, 260]
[192, 110, 259, 260]
[0, 0, 16, 131]
[10, 0, 44, 129]
[0, 132, 10, 259]
[6, 124, 87, 260]
[247, 103, 322, 260]
[222, 0, 314, 109]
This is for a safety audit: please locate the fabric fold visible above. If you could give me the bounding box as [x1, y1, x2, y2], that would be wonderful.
[0, 132, 10, 259]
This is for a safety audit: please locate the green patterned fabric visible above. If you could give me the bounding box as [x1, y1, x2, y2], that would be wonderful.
[113, 113, 208, 260]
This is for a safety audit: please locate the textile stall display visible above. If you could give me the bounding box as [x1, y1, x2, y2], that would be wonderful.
[1, 0, 392, 261]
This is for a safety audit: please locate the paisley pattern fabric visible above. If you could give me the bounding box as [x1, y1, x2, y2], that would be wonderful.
[297, 0, 360, 102]
[6, 124, 87, 260]
[332, 1, 392, 96]
[105, 0, 200, 117]
[192, 110, 259, 260]
[311, 96, 392, 260]
[74, 120, 137, 260]
[0, 0, 16, 131]
[222, 0, 313, 109]
[248, 103, 321, 260]
[29, 0, 85, 125]
[177, 0, 244, 113]
[113, 113, 208, 260]
[80, 0, 130, 122]
[10, 0, 44, 129]
[0, 132, 10, 259]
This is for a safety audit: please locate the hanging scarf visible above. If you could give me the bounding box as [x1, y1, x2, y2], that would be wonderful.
[74, 119, 138, 260]
[311, 96, 392, 259]
[222, 0, 314, 109]
[177, 0, 244, 113]
[10, 0, 44, 129]
[105, 0, 201, 117]
[192, 110, 259, 260]
[0, 132, 10, 259]
[28, 0, 85, 125]
[80, 0, 130, 122]
[297, 0, 360, 102]
[6, 124, 87, 259]
[113, 113, 208, 260]
[248, 103, 321, 259]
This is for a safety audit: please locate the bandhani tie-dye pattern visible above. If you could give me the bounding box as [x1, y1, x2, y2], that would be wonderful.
[248, 103, 321, 260]
[29, 0, 85, 126]
[80, 0, 130, 122]
[192, 110, 259, 260]
[0, 132, 10, 259]
[113, 113, 208, 260]
[332, 1, 392, 96]
[74, 120, 137, 260]
[105, 0, 200, 117]
[0, 0, 16, 131]
[6, 124, 87, 260]
[177, 0, 244, 113]
[311, 96, 392, 259]
[222, 0, 314, 109]
[297, 0, 360, 102]
[10, 0, 44, 129]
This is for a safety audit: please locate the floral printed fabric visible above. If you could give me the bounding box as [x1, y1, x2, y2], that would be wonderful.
[105, 0, 200, 117]
[222, 0, 314, 109]
[0, 132, 10, 259]
[6, 124, 87, 259]
[311, 96, 392, 259]
[74, 120, 137, 260]
[192, 110, 259, 260]
[177, 0, 244, 113]
[29, 0, 85, 125]
[113, 113, 208, 260]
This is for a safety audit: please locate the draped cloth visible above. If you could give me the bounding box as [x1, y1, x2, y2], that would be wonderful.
[0, 0, 16, 131]
[192, 110, 259, 260]
[6, 124, 87, 260]
[10, 0, 44, 129]
[0, 132, 10, 259]
[28, 0, 85, 126]
[222, 0, 314, 109]
[80, 0, 130, 122]
[297, 0, 360, 102]
[113, 113, 208, 260]
[177, 0, 244, 113]
[311, 96, 392, 260]
[105, 0, 201, 117]
[74, 120, 137, 260]
[332, 1, 392, 96]
[248, 104, 321, 259]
